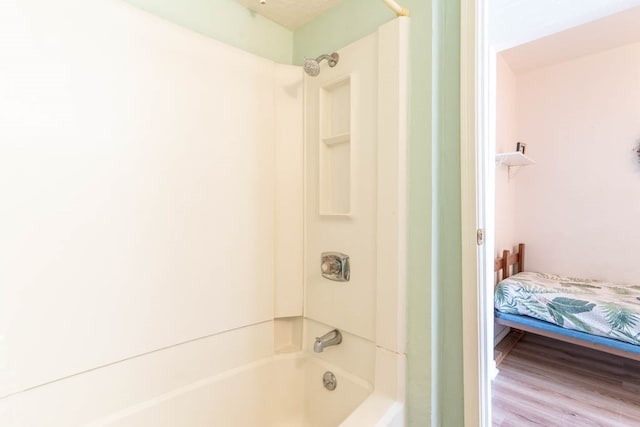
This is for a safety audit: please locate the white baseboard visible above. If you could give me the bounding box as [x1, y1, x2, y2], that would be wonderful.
[490, 359, 499, 380]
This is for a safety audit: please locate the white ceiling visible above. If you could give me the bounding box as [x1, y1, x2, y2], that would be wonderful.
[234, 0, 345, 30]
[235, 0, 640, 63]
[238, 0, 640, 42]
[500, 5, 640, 73]
[490, 0, 640, 51]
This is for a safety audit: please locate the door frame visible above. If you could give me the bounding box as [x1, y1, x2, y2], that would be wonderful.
[461, 0, 492, 425]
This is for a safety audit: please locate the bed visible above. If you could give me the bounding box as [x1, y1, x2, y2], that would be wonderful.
[494, 244, 640, 361]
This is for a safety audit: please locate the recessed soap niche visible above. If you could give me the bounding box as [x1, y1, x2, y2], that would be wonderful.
[319, 76, 352, 216]
[274, 316, 303, 354]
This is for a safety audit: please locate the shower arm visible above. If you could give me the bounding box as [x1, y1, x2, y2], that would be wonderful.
[382, 0, 409, 16]
[315, 53, 338, 67]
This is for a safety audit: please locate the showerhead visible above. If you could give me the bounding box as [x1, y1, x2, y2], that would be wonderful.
[303, 58, 321, 77]
[303, 52, 339, 77]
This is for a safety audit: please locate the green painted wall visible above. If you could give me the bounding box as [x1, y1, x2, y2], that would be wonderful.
[121, 0, 293, 64]
[432, 0, 463, 425]
[292, 0, 391, 65]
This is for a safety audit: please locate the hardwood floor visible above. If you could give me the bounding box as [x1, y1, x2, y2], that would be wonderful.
[492, 332, 640, 426]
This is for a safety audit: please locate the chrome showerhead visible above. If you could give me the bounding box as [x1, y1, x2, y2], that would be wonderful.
[303, 58, 321, 77]
[303, 52, 339, 77]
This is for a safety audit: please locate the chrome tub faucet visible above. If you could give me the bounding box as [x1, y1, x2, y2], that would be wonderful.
[314, 329, 342, 353]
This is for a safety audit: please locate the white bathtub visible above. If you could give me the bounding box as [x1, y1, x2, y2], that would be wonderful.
[0, 321, 403, 427]
[87, 353, 373, 427]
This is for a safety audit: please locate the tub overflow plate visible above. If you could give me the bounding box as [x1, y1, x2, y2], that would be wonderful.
[323, 371, 337, 391]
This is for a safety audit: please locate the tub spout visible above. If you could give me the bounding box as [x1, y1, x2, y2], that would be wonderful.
[314, 329, 342, 353]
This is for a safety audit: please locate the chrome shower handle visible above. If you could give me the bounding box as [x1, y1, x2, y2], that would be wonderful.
[321, 259, 341, 275]
[320, 252, 350, 282]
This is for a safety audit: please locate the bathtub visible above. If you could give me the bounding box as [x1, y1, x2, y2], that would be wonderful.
[87, 353, 373, 427]
[0, 320, 403, 427]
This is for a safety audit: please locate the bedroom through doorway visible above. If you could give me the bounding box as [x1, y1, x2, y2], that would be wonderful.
[463, 1, 640, 425]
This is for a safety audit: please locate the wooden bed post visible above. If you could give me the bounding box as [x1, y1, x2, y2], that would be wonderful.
[494, 243, 526, 284]
[503, 250, 511, 279]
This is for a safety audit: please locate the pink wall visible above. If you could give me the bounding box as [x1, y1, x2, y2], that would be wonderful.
[497, 41, 640, 284]
[494, 54, 519, 258]
[494, 54, 520, 341]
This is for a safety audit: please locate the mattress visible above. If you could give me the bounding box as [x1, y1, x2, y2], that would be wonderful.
[495, 272, 640, 346]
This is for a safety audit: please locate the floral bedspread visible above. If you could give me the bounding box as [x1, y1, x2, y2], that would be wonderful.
[495, 272, 640, 345]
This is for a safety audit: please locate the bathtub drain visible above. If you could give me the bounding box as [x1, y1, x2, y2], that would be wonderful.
[323, 371, 337, 391]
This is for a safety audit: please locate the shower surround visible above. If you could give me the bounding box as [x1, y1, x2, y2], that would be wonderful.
[0, 1, 408, 425]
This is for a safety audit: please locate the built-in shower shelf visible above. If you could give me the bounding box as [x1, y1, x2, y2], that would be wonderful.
[322, 133, 350, 145]
[319, 76, 351, 215]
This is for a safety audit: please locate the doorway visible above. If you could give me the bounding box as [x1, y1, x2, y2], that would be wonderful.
[461, 1, 640, 426]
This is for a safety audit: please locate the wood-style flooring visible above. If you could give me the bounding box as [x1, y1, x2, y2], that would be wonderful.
[492, 332, 640, 426]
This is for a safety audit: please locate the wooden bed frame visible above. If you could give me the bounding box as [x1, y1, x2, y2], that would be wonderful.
[494, 243, 525, 282]
[494, 243, 640, 362]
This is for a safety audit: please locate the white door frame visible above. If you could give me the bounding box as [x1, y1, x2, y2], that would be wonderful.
[461, 0, 492, 426]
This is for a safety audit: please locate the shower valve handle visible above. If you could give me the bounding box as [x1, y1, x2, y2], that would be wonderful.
[321, 259, 341, 275]
[320, 252, 350, 282]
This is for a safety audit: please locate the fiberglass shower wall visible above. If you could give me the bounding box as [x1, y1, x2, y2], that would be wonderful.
[302, 18, 408, 412]
[0, 0, 302, 424]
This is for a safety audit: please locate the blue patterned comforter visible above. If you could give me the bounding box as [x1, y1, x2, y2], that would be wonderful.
[495, 272, 640, 345]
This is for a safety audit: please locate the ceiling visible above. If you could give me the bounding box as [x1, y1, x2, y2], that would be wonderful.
[490, 0, 640, 51]
[501, 5, 640, 73]
[239, 0, 640, 40]
[234, 0, 345, 30]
